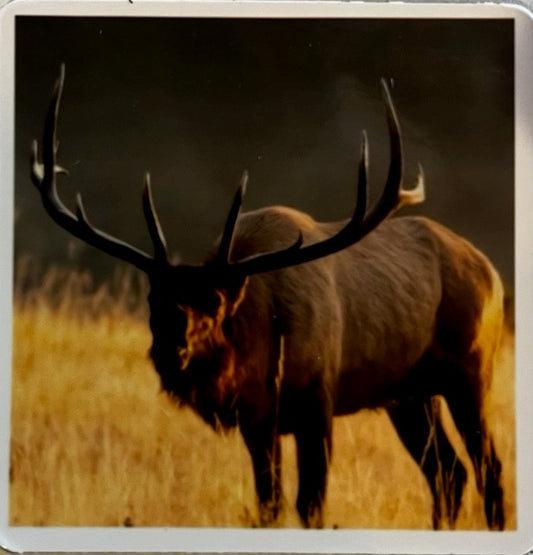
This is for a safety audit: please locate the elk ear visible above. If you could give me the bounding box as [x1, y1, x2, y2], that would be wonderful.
[222, 276, 249, 316]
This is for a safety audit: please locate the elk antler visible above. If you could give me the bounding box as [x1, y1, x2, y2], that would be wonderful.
[216, 170, 249, 265]
[143, 173, 168, 264]
[31, 65, 168, 272]
[218, 78, 425, 276]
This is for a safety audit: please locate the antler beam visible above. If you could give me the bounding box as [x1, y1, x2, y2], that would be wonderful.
[219, 79, 425, 277]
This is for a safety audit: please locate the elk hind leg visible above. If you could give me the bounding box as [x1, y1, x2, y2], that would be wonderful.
[442, 261, 505, 529]
[442, 361, 505, 530]
[387, 398, 467, 529]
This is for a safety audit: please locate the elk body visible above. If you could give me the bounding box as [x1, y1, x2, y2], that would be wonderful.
[31, 66, 505, 530]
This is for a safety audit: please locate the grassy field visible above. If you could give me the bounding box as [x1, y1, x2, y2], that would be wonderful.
[9, 269, 516, 528]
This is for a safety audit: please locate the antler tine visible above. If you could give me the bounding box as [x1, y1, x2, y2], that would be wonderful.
[399, 163, 425, 207]
[361, 79, 425, 229]
[31, 65, 155, 273]
[31, 64, 67, 199]
[358, 78, 403, 232]
[353, 130, 369, 226]
[216, 170, 249, 264]
[143, 173, 168, 263]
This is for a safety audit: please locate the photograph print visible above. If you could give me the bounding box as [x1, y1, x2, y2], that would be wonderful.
[10, 14, 515, 530]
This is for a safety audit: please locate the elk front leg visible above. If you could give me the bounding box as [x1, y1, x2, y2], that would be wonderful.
[294, 391, 333, 528]
[241, 420, 282, 526]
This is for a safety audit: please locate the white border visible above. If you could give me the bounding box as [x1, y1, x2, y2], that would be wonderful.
[1, 2, 532, 554]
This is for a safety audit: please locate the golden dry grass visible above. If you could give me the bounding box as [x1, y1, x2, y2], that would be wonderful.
[9, 270, 516, 528]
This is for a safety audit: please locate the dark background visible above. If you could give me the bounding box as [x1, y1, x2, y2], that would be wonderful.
[15, 17, 514, 290]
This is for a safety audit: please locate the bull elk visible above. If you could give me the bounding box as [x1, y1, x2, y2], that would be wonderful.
[30, 65, 505, 530]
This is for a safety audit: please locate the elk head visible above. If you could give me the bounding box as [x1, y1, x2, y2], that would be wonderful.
[31, 65, 424, 417]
